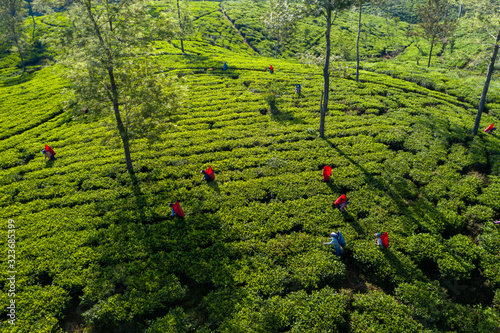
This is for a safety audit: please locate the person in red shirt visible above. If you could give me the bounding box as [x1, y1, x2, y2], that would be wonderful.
[375, 232, 389, 249]
[484, 123, 496, 134]
[42, 145, 57, 161]
[269, 65, 274, 74]
[323, 165, 332, 181]
[334, 194, 350, 212]
[201, 166, 215, 181]
[169, 201, 185, 218]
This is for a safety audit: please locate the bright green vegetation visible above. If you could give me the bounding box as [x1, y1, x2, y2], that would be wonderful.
[1, 1, 500, 332]
[221, 0, 410, 59]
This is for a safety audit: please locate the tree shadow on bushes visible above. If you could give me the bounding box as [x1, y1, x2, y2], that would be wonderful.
[207, 179, 220, 194]
[340, 209, 365, 235]
[324, 139, 448, 236]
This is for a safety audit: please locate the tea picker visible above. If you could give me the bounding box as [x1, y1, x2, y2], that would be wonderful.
[493, 221, 500, 225]
[324, 231, 346, 257]
[169, 201, 185, 218]
[223, 62, 228, 71]
[295, 84, 301, 94]
[269, 65, 274, 74]
[484, 123, 496, 134]
[323, 165, 332, 181]
[334, 194, 350, 212]
[41, 145, 57, 161]
[375, 232, 389, 249]
[201, 166, 215, 181]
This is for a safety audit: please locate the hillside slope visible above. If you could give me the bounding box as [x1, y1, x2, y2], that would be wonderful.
[1, 2, 500, 333]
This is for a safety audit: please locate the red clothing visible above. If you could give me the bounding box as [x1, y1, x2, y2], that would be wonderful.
[172, 201, 185, 218]
[381, 232, 389, 249]
[45, 145, 56, 155]
[323, 165, 332, 181]
[334, 194, 347, 206]
[205, 166, 215, 180]
[270, 65, 274, 71]
[484, 123, 494, 132]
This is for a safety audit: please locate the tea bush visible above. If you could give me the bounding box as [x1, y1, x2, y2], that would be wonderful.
[1, 2, 500, 332]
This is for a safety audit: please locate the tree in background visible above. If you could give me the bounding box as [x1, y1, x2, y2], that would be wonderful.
[172, 0, 195, 53]
[25, 0, 37, 40]
[416, 0, 457, 68]
[49, 0, 182, 176]
[301, 0, 354, 139]
[355, 0, 385, 81]
[471, 0, 500, 135]
[263, 0, 298, 58]
[0, 0, 27, 72]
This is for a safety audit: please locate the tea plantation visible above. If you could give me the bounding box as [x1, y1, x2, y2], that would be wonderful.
[1, 1, 500, 332]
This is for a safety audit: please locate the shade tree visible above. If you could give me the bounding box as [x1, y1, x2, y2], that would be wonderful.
[470, 0, 500, 135]
[300, 0, 355, 139]
[47, 0, 182, 176]
[0, 0, 27, 72]
[263, 0, 299, 58]
[416, 0, 457, 68]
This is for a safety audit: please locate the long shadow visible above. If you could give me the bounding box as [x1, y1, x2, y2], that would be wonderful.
[1, 72, 35, 87]
[207, 179, 221, 194]
[44, 158, 56, 168]
[324, 138, 430, 232]
[340, 209, 365, 235]
[130, 172, 147, 223]
[270, 110, 307, 124]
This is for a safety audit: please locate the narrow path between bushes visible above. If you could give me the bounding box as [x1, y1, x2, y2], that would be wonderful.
[219, 3, 260, 55]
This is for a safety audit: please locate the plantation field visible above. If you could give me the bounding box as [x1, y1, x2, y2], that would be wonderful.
[1, 1, 500, 332]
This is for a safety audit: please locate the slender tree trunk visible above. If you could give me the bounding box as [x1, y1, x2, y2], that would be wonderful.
[85, 2, 134, 174]
[458, 4, 462, 19]
[427, 36, 435, 68]
[356, 4, 362, 82]
[27, 1, 36, 40]
[473, 26, 500, 135]
[176, 0, 184, 53]
[275, 28, 279, 58]
[14, 37, 25, 73]
[319, 9, 332, 139]
[107, 66, 134, 174]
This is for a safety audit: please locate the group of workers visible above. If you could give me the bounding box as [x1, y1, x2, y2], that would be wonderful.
[42, 81, 498, 255]
[324, 164, 388, 256]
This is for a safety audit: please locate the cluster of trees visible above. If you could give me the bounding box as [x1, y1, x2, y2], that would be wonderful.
[261, 0, 500, 138]
[0, 0, 194, 177]
[1, 0, 499, 173]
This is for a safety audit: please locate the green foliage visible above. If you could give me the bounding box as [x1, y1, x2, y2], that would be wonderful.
[351, 291, 423, 332]
[1, 2, 500, 332]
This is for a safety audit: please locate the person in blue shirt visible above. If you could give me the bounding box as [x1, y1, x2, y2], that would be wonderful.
[223, 62, 228, 71]
[295, 84, 301, 94]
[324, 231, 346, 257]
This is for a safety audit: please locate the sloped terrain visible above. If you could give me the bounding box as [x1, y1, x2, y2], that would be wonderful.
[1, 1, 500, 332]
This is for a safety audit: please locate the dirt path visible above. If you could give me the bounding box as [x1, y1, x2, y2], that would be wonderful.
[219, 3, 259, 54]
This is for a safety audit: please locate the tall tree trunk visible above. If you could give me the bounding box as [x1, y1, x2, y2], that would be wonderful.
[275, 28, 279, 58]
[458, 4, 462, 19]
[107, 66, 134, 174]
[473, 26, 500, 135]
[356, 4, 362, 82]
[14, 37, 25, 73]
[176, 0, 184, 53]
[86, 1, 134, 174]
[319, 9, 332, 139]
[427, 36, 434, 68]
[27, 1, 36, 40]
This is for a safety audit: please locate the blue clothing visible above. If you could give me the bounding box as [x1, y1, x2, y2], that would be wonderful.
[223, 63, 228, 70]
[171, 208, 176, 216]
[325, 237, 343, 257]
[376, 234, 383, 249]
[204, 173, 211, 181]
